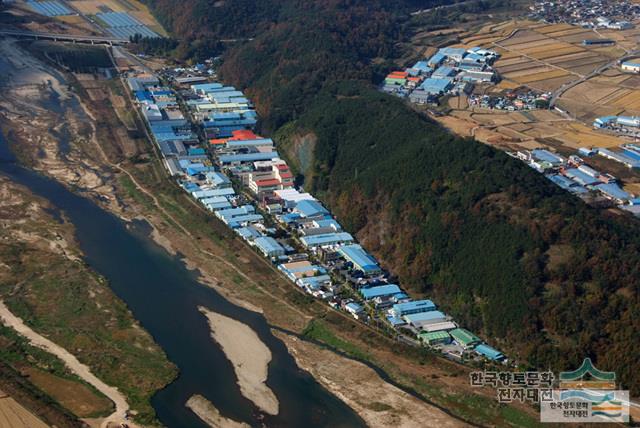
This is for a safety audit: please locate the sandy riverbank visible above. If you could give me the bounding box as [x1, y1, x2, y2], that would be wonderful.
[275, 331, 470, 428]
[186, 395, 250, 428]
[198, 307, 279, 416]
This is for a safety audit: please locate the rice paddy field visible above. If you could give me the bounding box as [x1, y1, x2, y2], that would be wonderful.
[487, 23, 625, 91]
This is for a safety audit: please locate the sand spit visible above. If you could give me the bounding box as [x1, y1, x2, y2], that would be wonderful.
[186, 395, 250, 428]
[198, 307, 279, 415]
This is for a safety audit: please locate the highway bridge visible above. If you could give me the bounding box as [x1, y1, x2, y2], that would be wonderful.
[0, 30, 128, 45]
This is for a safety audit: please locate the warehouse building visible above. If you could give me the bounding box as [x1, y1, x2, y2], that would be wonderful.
[254, 237, 286, 258]
[622, 61, 640, 73]
[420, 321, 458, 333]
[532, 149, 565, 166]
[419, 331, 452, 346]
[389, 300, 436, 318]
[360, 284, 402, 300]
[450, 328, 481, 349]
[300, 232, 354, 248]
[338, 244, 381, 275]
[474, 344, 505, 361]
[403, 311, 448, 328]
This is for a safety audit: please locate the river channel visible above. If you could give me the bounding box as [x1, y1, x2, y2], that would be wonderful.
[0, 130, 364, 427]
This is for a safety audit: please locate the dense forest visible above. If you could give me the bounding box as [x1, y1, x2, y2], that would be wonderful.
[144, 0, 640, 393]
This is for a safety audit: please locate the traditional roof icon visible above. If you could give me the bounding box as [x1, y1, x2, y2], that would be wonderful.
[560, 358, 616, 381]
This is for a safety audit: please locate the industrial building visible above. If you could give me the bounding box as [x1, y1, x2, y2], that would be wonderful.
[450, 328, 481, 349]
[419, 331, 452, 346]
[338, 244, 381, 275]
[389, 300, 436, 318]
[360, 284, 402, 300]
[622, 61, 640, 73]
[254, 237, 286, 258]
[403, 311, 448, 328]
[474, 344, 505, 361]
[300, 232, 354, 248]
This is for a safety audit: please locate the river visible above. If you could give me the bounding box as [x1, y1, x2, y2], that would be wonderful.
[0, 130, 364, 427]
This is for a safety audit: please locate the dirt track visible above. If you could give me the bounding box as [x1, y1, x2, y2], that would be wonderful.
[0, 301, 131, 428]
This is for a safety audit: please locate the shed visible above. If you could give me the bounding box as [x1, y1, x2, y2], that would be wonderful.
[254, 237, 285, 258]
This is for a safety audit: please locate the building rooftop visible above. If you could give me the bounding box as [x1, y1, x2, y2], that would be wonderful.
[360, 284, 402, 300]
[474, 344, 504, 361]
[450, 328, 481, 346]
[338, 244, 380, 273]
[300, 232, 354, 247]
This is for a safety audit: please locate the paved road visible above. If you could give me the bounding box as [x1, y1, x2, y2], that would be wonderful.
[0, 29, 127, 45]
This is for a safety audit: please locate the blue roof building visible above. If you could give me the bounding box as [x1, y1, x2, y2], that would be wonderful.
[390, 300, 436, 318]
[432, 66, 457, 78]
[564, 168, 601, 186]
[338, 244, 381, 275]
[427, 52, 446, 68]
[360, 284, 402, 300]
[474, 344, 505, 361]
[254, 237, 286, 258]
[300, 232, 354, 248]
[419, 78, 453, 95]
[439, 47, 467, 61]
[532, 149, 565, 165]
[403, 311, 447, 326]
[595, 183, 630, 201]
[294, 200, 330, 218]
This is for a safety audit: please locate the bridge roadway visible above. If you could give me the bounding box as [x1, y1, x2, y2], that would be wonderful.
[0, 29, 128, 45]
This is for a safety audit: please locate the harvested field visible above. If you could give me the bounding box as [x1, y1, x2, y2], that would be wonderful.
[553, 56, 609, 69]
[501, 31, 549, 46]
[503, 66, 555, 79]
[512, 69, 572, 83]
[496, 56, 530, 67]
[497, 61, 544, 74]
[0, 389, 49, 428]
[571, 62, 609, 75]
[520, 43, 579, 55]
[610, 90, 640, 109]
[528, 46, 586, 60]
[598, 88, 632, 105]
[521, 74, 576, 91]
[504, 38, 560, 51]
[535, 23, 576, 34]
[546, 51, 601, 64]
[546, 27, 594, 37]
[24, 368, 112, 418]
[563, 82, 619, 104]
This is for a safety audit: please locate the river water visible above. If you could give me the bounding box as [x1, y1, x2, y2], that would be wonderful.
[0, 131, 364, 426]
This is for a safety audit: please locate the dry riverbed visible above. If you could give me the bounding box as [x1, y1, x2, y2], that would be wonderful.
[198, 307, 279, 416]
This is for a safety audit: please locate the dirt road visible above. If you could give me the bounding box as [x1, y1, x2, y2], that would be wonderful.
[0, 301, 131, 428]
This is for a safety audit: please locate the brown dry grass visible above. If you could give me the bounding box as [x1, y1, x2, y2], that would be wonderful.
[24, 368, 113, 418]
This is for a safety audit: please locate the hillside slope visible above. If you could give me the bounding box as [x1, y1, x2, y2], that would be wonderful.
[145, 0, 640, 393]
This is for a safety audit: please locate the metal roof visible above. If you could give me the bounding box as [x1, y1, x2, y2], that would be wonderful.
[360, 284, 402, 299]
[474, 344, 504, 361]
[339, 244, 380, 273]
[300, 232, 354, 247]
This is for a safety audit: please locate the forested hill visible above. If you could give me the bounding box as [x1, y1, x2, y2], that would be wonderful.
[144, 0, 640, 394]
